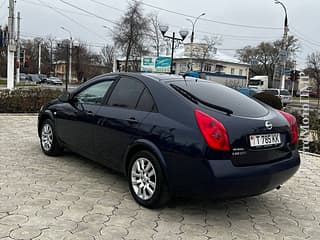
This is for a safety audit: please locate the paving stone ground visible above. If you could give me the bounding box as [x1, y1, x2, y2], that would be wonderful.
[0, 115, 319, 240]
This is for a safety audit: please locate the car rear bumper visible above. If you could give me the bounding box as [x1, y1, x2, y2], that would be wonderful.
[170, 150, 300, 199]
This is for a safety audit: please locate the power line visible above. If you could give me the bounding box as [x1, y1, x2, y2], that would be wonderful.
[36, 0, 107, 41]
[20, 0, 94, 18]
[291, 26, 320, 46]
[290, 27, 320, 47]
[140, 1, 282, 30]
[20, 32, 108, 49]
[85, 0, 281, 41]
[58, 0, 118, 25]
[88, 0, 123, 12]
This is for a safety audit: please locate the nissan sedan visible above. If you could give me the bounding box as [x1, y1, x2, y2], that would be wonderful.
[38, 73, 300, 208]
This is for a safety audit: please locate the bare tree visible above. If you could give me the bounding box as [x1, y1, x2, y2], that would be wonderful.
[113, 0, 150, 71]
[199, 36, 218, 71]
[237, 36, 299, 82]
[146, 13, 165, 57]
[20, 37, 50, 74]
[307, 52, 320, 107]
[101, 44, 114, 72]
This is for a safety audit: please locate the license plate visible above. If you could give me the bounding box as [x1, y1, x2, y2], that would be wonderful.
[249, 133, 281, 147]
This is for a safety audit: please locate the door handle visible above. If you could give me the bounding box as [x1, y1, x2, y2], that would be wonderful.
[86, 110, 94, 116]
[126, 117, 138, 124]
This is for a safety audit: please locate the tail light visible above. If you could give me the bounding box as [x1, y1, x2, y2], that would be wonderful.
[279, 110, 299, 144]
[194, 109, 230, 151]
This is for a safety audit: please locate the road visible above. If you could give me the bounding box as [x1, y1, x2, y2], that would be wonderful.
[0, 83, 79, 91]
[0, 115, 319, 239]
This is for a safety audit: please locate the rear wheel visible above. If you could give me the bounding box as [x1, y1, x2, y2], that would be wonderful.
[128, 151, 170, 208]
[40, 119, 63, 156]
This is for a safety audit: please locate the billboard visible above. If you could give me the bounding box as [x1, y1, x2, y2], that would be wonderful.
[141, 57, 171, 73]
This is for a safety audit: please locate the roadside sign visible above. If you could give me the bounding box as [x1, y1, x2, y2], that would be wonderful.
[141, 56, 171, 73]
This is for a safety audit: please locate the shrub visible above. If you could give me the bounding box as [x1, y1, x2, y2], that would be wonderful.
[253, 92, 282, 110]
[0, 87, 63, 113]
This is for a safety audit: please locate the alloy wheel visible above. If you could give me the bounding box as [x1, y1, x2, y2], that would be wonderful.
[131, 157, 157, 200]
[41, 123, 53, 152]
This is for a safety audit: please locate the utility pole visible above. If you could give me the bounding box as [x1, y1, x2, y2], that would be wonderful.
[16, 11, 20, 84]
[50, 39, 53, 76]
[186, 13, 205, 71]
[291, 60, 296, 96]
[61, 26, 73, 90]
[38, 42, 42, 75]
[275, 0, 289, 89]
[7, 0, 15, 90]
[69, 37, 72, 84]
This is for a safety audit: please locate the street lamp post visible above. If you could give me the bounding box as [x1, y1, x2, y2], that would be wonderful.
[102, 25, 118, 72]
[61, 26, 72, 92]
[275, 0, 289, 89]
[186, 13, 205, 71]
[187, 13, 205, 44]
[159, 25, 188, 74]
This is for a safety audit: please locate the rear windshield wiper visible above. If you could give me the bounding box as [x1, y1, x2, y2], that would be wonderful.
[170, 84, 233, 115]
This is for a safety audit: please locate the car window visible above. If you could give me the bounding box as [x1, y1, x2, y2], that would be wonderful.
[136, 88, 157, 112]
[280, 90, 290, 95]
[76, 80, 114, 104]
[264, 90, 278, 95]
[107, 77, 145, 109]
[171, 80, 268, 117]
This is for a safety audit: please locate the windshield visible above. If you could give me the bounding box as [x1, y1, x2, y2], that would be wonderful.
[249, 80, 261, 86]
[170, 80, 268, 117]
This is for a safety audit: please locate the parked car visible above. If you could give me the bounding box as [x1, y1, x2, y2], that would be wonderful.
[38, 74, 48, 84]
[19, 73, 29, 81]
[38, 73, 300, 208]
[239, 87, 261, 97]
[28, 74, 41, 84]
[296, 86, 312, 97]
[263, 88, 291, 106]
[46, 77, 63, 85]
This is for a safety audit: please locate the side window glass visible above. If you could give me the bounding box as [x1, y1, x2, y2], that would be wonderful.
[136, 88, 157, 112]
[76, 80, 114, 104]
[107, 77, 144, 109]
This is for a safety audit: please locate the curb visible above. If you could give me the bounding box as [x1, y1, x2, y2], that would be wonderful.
[299, 151, 320, 157]
[0, 113, 38, 116]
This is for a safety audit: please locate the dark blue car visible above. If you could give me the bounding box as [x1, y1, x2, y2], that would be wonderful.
[38, 73, 300, 208]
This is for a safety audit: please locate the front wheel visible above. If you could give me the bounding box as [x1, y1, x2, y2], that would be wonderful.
[40, 119, 63, 156]
[128, 151, 170, 208]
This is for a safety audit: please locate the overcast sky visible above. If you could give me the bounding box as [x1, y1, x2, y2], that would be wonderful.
[1, 0, 319, 69]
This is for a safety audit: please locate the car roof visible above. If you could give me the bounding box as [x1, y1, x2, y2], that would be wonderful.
[93, 72, 187, 83]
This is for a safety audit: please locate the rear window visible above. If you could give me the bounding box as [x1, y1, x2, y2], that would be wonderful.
[264, 90, 278, 96]
[171, 80, 268, 117]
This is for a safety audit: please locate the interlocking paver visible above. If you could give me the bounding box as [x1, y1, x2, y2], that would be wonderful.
[0, 114, 320, 239]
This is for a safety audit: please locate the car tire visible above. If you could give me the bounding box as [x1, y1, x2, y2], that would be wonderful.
[128, 150, 171, 208]
[40, 119, 63, 156]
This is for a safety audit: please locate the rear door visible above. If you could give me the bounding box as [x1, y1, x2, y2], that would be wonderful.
[94, 77, 153, 170]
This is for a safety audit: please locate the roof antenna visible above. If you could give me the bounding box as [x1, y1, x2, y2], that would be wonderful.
[182, 73, 188, 85]
[182, 73, 186, 80]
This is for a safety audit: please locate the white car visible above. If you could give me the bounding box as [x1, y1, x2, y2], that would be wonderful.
[263, 89, 292, 106]
[46, 77, 63, 85]
[297, 86, 312, 97]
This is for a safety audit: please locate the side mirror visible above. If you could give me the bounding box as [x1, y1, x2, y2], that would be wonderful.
[58, 92, 71, 102]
